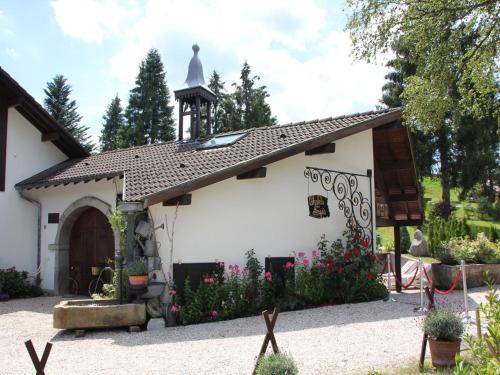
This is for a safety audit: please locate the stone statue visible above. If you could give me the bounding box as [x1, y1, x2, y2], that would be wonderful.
[408, 229, 428, 257]
[185, 44, 205, 87]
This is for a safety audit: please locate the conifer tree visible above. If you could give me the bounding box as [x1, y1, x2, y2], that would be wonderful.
[208, 70, 226, 134]
[100, 95, 125, 152]
[232, 61, 276, 130]
[43, 75, 94, 152]
[124, 49, 175, 147]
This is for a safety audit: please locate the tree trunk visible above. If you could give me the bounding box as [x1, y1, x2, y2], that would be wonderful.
[438, 126, 451, 207]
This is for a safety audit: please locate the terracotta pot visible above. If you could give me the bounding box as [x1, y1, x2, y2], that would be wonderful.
[128, 275, 149, 286]
[428, 338, 461, 368]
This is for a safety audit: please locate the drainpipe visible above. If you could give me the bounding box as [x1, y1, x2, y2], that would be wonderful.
[18, 191, 42, 286]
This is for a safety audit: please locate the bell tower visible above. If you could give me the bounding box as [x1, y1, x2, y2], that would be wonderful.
[174, 44, 216, 141]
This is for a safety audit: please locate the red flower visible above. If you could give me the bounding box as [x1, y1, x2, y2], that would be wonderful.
[337, 267, 344, 274]
[353, 248, 360, 256]
[344, 251, 351, 260]
[361, 239, 369, 248]
[367, 272, 374, 281]
[284, 261, 294, 270]
[354, 233, 360, 241]
[371, 254, 379, 262]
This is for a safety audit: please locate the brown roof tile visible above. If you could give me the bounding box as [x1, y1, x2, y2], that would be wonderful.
[16, 108, 401, 205]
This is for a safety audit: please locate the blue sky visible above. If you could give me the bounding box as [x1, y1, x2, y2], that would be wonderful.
[0, 0, 389, 144]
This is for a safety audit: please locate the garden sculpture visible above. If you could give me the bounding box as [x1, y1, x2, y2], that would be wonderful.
[409, 229, 428, 257]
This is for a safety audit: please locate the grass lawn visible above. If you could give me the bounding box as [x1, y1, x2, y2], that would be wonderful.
[376, 176, 500, 249]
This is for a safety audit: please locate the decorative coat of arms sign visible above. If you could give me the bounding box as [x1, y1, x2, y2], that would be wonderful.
[308, 195, 330, 219]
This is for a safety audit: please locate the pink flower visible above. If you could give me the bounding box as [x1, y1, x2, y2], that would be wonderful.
[265, 271, 272, 282]
[169, 290, 177, 296]
[284, 261, 294, 270]
[211, 310, 218, 318]
[234, 265, 240, 274]
[312, 250, 318, 258]
[298, 251, 305, 258]
[316, 260, 323, 267]
[242, 269, 249, 278]
[204, 277, 214, 284]
[303, 258, 310, 266]
[353, 248, 360, 256]
[170, 304, 179, 313]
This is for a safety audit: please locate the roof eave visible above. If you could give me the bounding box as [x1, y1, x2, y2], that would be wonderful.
[141, 109, 402, 207]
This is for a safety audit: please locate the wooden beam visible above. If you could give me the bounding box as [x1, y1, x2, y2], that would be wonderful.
[6, 96, 23, 108]
[41, 132, 59, 142]
[0, 100, 7, 191]
[388, 194, 419, 202]
[237, 167, 267, 180]
[162, 193, 192, 206]
[305, 143, 335, 155]
[394, 226, 402, 293]
[378, 160, 412, 171]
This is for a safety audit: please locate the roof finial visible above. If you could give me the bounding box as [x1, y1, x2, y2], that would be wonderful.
[185, 43, 205, 87]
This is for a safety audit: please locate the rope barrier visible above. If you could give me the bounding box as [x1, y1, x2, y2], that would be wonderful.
[423, 267, 463, 295]
[389, 263, 419, 289]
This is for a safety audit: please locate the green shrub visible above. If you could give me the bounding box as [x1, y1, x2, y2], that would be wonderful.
[0, 268, 42, 298]
[423, 308, 464, 341]
[437, 233, 500, 265]
[454, 275, 499, 374]
[427, 217, 470, 256]
[175, 225, 388, 325]
[255, 353, 298, 375]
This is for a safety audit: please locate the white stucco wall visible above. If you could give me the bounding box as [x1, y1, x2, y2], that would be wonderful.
[150, 130, 376, 275]
[25, 179, 122, 291]
[0, 109, 67, 275]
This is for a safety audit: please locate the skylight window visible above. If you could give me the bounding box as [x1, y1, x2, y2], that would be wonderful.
[198, 132, 246, 150]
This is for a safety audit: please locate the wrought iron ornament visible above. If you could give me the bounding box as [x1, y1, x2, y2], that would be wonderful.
[304, 166, 374, 251]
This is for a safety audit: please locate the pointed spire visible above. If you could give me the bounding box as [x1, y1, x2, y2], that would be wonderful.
[185, 44, 205, 87]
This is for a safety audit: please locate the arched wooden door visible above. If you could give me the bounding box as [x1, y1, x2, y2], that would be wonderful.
[69, 207, 114, 295]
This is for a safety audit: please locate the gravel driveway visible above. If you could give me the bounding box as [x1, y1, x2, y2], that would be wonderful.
[0, 287, 490, 374]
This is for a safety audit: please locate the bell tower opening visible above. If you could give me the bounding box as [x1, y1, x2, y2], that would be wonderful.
[174, 44, 216, 141]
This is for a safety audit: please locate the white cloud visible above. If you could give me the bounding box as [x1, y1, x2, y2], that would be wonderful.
[51, 0, 389, 124]
[50, 0, 132, 43]
[5, 47, 17, 60]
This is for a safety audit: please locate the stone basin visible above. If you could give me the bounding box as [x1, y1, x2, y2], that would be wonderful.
[53, 299, 146, 330]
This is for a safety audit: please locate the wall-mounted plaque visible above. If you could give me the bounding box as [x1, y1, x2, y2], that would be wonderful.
[308, 195, 330, 219]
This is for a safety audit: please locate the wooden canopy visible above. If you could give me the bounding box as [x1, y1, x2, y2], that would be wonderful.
[373, 121, 423, 227]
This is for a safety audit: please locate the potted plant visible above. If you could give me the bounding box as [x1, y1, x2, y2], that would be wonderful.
[423, 308, 464, 368]
[127, 260, 148, 286]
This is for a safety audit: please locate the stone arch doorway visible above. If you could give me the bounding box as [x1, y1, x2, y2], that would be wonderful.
[51, 197, 115, 295]
[69, 207, 114, 295]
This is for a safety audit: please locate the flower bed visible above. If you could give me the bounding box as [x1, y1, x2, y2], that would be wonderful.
[170, 226, 388, 325]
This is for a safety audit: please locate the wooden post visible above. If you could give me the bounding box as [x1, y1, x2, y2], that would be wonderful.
[25, 340, 52, 375]
[419, 286, 436, 370]
[253, 308, 279, 375]
[394, 225, 402, 292]
[178, 99, 184, 141]
[206, 101, 211, 136]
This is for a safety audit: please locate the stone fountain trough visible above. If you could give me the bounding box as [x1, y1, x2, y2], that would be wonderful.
[53, 299, 146, 331]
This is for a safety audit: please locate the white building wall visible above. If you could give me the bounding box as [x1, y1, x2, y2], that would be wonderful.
[0, 109, 67, 275]
[150, 130, 375, 275]
[25, 179, 122, 291]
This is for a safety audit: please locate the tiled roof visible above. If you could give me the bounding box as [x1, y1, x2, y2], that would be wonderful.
[16, 108, 401, 206]
[0, 67, 89, 158]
